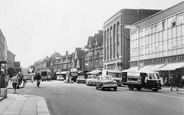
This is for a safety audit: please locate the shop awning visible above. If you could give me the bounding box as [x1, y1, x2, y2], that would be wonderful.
[88, 70, 101, 74]
[139, 65, 154, 70]
[61, 71, 69, 74]
[106, 70, 122, 73]
[122, 66, 138, 72]
[158, 63, 184, 71]
[148, 64, 166, 71]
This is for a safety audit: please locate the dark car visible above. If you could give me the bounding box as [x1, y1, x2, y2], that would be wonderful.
[76, 76, 86, 84]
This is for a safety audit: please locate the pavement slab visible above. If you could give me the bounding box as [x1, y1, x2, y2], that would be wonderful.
[0, 94, 50, 115]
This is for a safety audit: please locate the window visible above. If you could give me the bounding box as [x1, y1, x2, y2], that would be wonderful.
[177, 26, 181, 37]
[173, 27, 177, 38]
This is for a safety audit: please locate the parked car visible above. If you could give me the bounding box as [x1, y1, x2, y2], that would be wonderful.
[86, 75, 97, 86]
[96, 75, 118, 91]
[56, 72, 64, 81]
[76, 76, 86, 84]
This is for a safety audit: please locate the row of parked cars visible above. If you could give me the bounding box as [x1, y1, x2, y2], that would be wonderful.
[76, 75, 118, 91]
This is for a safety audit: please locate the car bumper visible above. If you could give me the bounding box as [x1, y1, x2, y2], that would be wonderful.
[102, 84, 117, 88]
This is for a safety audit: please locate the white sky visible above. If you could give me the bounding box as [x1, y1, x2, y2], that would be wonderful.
[0, 0, 183, 68]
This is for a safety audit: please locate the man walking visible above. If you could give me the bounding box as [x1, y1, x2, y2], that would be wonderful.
[10, 74, 18, 94]
[35, 73, 41, 88]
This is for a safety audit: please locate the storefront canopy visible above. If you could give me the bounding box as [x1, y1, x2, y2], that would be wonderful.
[139, 65, 154, 71]
[158, 62, 184, 71]
[88, 70, 101, 74]
[148, 64, 166, 71]
[122, 66, 138, 72]
[61, 71, 69, 74]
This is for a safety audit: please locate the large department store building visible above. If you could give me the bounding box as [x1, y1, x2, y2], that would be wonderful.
[103, 9, 161, 71]
[129, 1, 184, 79]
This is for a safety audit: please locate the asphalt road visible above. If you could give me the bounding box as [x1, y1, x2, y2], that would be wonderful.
[8, 80, 184, 115]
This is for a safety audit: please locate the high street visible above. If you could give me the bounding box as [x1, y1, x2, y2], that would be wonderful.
[8, 80, 184, 115]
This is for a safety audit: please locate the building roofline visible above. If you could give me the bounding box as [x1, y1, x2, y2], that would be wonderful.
[133, 1, 184, 26]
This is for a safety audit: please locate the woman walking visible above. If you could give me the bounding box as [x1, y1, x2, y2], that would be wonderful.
[10, 74, 18, 94]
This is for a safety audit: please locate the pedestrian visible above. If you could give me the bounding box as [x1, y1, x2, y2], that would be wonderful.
[10, 74, 18, 94]
[22, 74, 27, 88]
[182, 75, 184, 88]
[31, 75, 34, 83]
[17, 74, 22, 89]
[159, 75, 164, 86]
[169, 74, 174, 91]
[35, 73, 41, 88]
[175, 75, 180, 91]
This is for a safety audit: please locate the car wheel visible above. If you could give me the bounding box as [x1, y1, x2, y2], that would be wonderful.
[96, 86, 98, 89]
[152, 89, 158, 92]
[101, 87, 104, 91]
[114, 87, 117, 91]
[128, 85, 134, 90]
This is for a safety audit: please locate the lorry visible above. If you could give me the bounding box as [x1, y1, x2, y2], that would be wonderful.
[40, 70, 51, 81]
[122, 70, 162, 92]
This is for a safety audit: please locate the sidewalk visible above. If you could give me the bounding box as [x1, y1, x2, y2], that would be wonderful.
[0, 94, 50, 115]
[161, 86, 184, 94]
[0, 81, 50, 115]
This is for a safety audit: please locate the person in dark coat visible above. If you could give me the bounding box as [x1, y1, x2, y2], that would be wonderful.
[35, 73, 41, 88]
[169, 74, 174, 91]
[170, 74, 180, 91]
[175, 75, 180, 91]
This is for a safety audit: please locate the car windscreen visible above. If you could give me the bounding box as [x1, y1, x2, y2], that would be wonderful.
[102, 76, 112, 80]
[41, 72, 47, 76]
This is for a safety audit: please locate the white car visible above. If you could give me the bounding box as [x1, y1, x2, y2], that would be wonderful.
[96, 75, 118, 91]
[86, 75, 97, 86]
[57, 75, 64, 81]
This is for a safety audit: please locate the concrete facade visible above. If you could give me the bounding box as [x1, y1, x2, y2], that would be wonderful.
[129, 1, 184, 80]
[103, 9, 161, 71]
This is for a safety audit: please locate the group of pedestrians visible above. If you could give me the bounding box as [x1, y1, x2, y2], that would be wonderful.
[160, 74, 184, 91]
[9, 73, 41, 93]
[9, 74, 23, 94]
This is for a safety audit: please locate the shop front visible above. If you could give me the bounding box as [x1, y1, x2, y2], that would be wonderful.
[130, 54, 184, 86]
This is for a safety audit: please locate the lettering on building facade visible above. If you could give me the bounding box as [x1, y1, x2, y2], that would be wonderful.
[130, 55, 184, 67]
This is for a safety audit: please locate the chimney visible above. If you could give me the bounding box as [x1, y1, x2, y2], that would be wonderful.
[98, 30, 103, 34]
[66, 51, 68, 56]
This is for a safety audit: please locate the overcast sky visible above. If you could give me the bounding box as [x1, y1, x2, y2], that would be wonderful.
[0, 0, 183, 68]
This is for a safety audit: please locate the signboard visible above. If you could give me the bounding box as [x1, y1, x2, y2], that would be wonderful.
[124, 25, 138, 30]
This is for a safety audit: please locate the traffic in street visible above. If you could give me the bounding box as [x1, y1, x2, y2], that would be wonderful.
[8, 80, 184, 115]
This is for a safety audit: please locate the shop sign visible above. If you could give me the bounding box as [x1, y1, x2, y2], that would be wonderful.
[130, 55, 184, 66]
